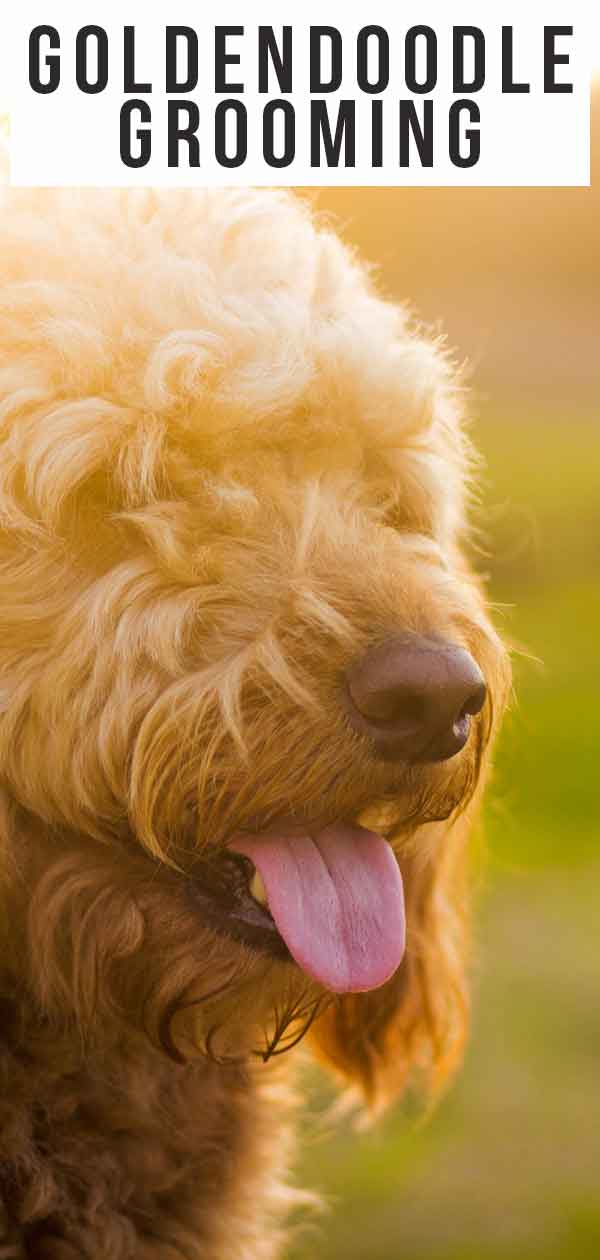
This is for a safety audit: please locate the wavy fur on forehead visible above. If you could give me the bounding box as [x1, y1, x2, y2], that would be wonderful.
[0, 187, 467, 525]
[0, 187, 486, 853]
[0, 186, 510, 1257]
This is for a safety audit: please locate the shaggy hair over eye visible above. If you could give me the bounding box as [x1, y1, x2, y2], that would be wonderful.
[0, 187, 510, 1259]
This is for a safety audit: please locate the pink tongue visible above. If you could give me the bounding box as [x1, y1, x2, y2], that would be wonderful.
[229, 823, 405, 993]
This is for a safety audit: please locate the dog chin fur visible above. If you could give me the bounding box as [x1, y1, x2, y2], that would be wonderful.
[0, 187, 510, 1257]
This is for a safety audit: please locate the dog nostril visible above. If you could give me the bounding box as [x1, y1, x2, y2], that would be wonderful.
[458, 680, 487, 720]
[346, 636, 487, 764]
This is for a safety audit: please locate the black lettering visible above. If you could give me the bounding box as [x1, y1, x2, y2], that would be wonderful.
[215, 27, 244, 93]
[124, 27, 151, 93]
[263, 100, 295, 167]
[166, 28, 199, 93]
[449, 99, 480, 167]
[405, 26, 437, 94]
[214, 100, 247, 167]
[310, 28, 343, 93]
[544, 26, 573, 93]
[357, 26, 389, 94]
[258, 27, 292, 93]
[399, 100, 433, 167]
[29, 26, 60, 94]
[168, 101, 200, 167]
[453, 27, 485, 92]
[120, 100, 151, 168]
[76, 26, 109, 94]
[371, 100, 383, 167]
[502, 26, 530, 93]
[310, 100, 355, 167]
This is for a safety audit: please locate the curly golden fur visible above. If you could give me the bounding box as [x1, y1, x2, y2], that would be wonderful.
[0, 187, 510, 1258]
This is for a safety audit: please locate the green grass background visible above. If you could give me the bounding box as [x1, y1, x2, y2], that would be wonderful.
[288, 408, 600, 1260]
[289, 111, 600, 1256]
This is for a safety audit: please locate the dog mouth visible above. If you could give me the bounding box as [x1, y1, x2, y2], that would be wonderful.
[190, 821, 406, 995]
[187, 850, 292, 963]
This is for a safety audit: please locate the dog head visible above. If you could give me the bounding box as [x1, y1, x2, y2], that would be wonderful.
[0, 188, 510, 1106]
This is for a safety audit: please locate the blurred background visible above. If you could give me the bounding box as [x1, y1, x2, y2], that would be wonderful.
[289, 85, 600, 1260]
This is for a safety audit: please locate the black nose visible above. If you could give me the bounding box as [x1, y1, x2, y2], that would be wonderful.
[345, 635, 487, 764]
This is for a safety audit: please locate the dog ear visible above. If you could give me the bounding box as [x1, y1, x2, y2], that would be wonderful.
[309, 810, 474, 1111]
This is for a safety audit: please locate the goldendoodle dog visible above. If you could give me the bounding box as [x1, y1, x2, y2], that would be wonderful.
[0, 188, 510, 1258]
